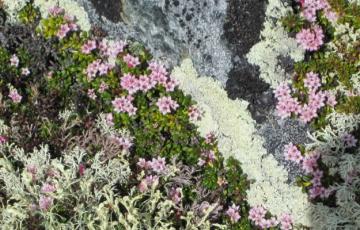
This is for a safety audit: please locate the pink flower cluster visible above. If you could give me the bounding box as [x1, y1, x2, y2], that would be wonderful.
[98, 39, 127, 58]
[279, 213, 294, 230]
[8, 88, 22, 103]
[87, 89, 97, 100]
[205, 132, 216, 144]
[85, 59, 112, 80]
[41, 183, 56, 193]
[198, 150, 216, 166]
[10, 54, 19, 67]
[81, 40, 97, 54]
[341, 133, 357, 148]
[156, 96, 179, 115]
[105, 113, 114, 126]
[123, 54, 140, 68]
[112, 95, 137, 116]
[57, 23, 77, 39]
[39, 195, 53, 211]
[283, 145, 331, 199]
[138, 175, 159, 192]
[120, 73, 141, 94]
[111, 135, 133, 151]
[309, 169, 331, 199]
[137, 157, 167, 174]
[296, 25, 324, 51]
[169, 187, 182, 204]
[300, 0, 338, 22]
[249, 205, 281, 229]
[98, 82, 109, 93]
[226, 204, 241, 223]
[0, 135, 7, 144]
[48, 6, 65, 16]
[275, 72, 336, 123]
[188, 105, 202, 122]
[284, 143, 303, 163]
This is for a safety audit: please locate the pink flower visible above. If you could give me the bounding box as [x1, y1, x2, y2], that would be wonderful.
[137, 158, 151, 169]
[10, 54, 19, 67]
[87, 89, 97, 100]
[57, 24, 70, 39]
[81, 40, 97, 54]
[188, 105, 202, 122]
[279, 213, 293, 230]
[201, 150, 216, 163]
[226, 204, 241, 223]
[112, 95, 137, 116]
[324, 9, 338, 22]
[274, 82, 291, 99]
[113, 136, 133, 151]
[105, 113, 114, 126]
[342, 133, 357, 148]
[169, 187, 182, 204]
[123, 54, 140, 68]
[276, 96, 301, 118]
[284, 143, 303, 163]
[302, 151, 319, 173]
[156, 96, 179, 115]
[39, 196, 53, 211]
[78, 163, 86, 176]
[205, 132, 216, 144]
[138, 179, 148, 192]
[249, 205, 267, 226]
[26, 164, 37, 175]
[148, 61, 168, 85]
[138, 75, 154, 92]
[68, 23, 78, 31]
[85, 59, 101, 80]
[48, 6, 64, 16]
[0, 135, 7, 144]
[145, 175, 159, 189]
[309, 185, 328, 199]
[98, 82, 109, 93]
[98, 63, 110, 76]
[8, 88, 22, 103]
[164, 78, 179, 92]
[197, 158, 206, 166]
[299, 105, 317, 123]
[325, 91, 337, 107]
[296, 25, 324, 51]
[41, 183, 56, 193]
[304, 72, 321, 90]
[150, 157, 167, 173]
[100, 39, 127, 58]
[308, 91, 326, 110]
[120, 73, 139, 94]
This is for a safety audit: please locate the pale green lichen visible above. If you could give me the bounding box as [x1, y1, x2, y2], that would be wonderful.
[246, 0, 304, 88]
[171, 59, 312, 227]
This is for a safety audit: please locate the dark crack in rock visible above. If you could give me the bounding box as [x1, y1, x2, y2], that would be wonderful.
[259, 115, 310, 183]
[89, 0, 122, 23]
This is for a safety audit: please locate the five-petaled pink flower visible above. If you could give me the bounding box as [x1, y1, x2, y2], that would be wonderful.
[156, 96, 179, 115]
[226, 204, 241, 223]
[9, 88, 22, 103]
[123, 54, 140, 68]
